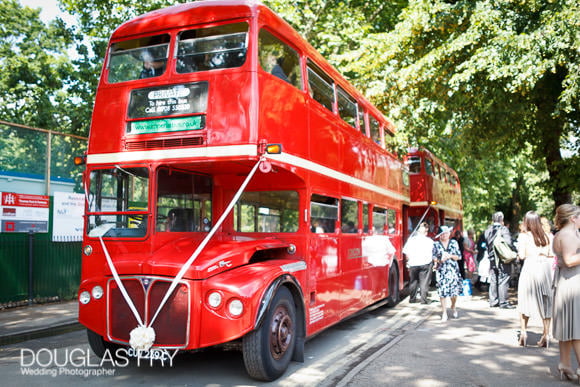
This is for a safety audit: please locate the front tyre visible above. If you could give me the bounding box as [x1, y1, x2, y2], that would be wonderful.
[243, 287, 296, 381]
[87, 329, 123, 358]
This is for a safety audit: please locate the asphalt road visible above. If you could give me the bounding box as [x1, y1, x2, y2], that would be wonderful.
[1, 290, 575, 386]
[0, 297, 422, 386]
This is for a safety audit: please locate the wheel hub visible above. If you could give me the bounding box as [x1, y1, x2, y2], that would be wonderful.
[270, 305, 293, 360]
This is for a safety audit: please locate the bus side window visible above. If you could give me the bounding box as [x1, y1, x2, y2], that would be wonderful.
[310, 194, 338, 233]
[369, 116, 381, 145]
[372, 206, 387, 234]
[336, 86, 358, 129]
[407, 156, 421, 174]
[359, 109, 366, 135]
[234, 191, 299, 233]
[425, 158, 434, 176]
[363, 204, 370, 233]
[307, 60, 334, 112]
[258, 29, 302, 89]
[387, 209, 397, 234]
[341, 199, 358, 233]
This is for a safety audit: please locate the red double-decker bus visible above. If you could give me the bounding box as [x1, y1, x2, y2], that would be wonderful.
[78, 0, 409, 380]
[404, 148, 463, 237]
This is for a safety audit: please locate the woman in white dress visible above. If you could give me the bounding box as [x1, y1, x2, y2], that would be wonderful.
[552, 204, 580, 381]
[516, 211, 553, 347]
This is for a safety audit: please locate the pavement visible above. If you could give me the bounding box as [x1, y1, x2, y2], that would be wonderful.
[0, 289, 578, 386]
[342, 289, 579, 387]
[0, 300, 80, 346]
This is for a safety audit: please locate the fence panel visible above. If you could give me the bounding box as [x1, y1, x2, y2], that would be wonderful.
[0, 213, 82, 305]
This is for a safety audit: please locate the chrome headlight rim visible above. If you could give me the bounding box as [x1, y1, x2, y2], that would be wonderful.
[79, 291, 91, 305]
[91, 285, 104, 300]
[207, 291, 223, 309]
[228, 298, 244, 317]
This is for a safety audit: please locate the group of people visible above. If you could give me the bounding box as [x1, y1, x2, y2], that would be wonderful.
[403, 204, 580, 382]
[403, 222, 463, 321]
[510, 204, 580, 381]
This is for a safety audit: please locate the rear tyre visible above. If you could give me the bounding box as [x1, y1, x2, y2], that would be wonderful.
[87, 329, 123, 358]
[243, 287, 296, 381]
[386, 263, 400, 307]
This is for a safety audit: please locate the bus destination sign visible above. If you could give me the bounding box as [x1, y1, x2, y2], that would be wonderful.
[129, 116, 205, 135]
[128, 82, 209, 120]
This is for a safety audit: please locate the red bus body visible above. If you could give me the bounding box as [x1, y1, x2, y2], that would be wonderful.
[404, 148, 463, 236]
[79, 0, 409, 380]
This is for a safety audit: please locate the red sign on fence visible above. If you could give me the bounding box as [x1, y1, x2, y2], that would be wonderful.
[0, 192, 49, 233]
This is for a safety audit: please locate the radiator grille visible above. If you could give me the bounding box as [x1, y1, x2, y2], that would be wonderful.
[108, 277, 190, 347]
[125, 136, 204, 150]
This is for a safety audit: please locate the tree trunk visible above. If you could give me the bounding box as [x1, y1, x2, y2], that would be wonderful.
[533, 68, 572, 207]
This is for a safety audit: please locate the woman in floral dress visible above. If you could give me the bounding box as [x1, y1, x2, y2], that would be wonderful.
[433, 226, 463, 321]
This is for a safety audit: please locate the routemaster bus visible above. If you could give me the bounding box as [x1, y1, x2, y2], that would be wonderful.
[404, 147, 463, 237]
[77, 0, 409, 381]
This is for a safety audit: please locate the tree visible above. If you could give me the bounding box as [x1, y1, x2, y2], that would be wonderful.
[350, 0, 579, 211]
[0, 0, 74, 129]
[56, 0, 578, 225]
[0, 0, 89, 181]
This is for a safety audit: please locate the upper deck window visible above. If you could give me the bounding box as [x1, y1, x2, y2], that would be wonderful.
[108, 34, 170, 83]
[258, 29, 302, 89]
[425, 158, 434, 176]
[176, 22, 248, 73]
[307, 60, 334, 112]
[370, 116, 382, 145]
[407, 156, 421, 174]
[450, 174, 458, 185]
[337, 86, 358, 129]
[358, 109, 366, 134]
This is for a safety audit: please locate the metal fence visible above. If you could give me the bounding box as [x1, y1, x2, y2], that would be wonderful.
[0, 214, 82, 306]
[0, 121, 86, 306]
[0, 120, 87, 194]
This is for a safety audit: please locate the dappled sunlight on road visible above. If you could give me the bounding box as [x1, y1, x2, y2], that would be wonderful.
[345, 292, 569, 386]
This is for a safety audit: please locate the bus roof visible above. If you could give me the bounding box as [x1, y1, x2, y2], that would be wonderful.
[111, 0, 395, 134]
[112, 0, 258, 39]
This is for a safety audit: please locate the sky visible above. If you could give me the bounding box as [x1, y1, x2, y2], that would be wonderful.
[18, 0, 76, 25]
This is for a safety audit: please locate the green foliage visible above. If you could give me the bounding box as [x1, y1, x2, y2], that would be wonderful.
[264, 0, 407, 76]
[0, 0, 87, 188]
[0, 0, 74, 129]
[3, 0, 577, 228]
[346, 0, 579, 227]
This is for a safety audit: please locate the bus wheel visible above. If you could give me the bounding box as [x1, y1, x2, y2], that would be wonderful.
[87, 329, 122, 358]
[243, 287, 296, 381]
[386, 263, 400, 307]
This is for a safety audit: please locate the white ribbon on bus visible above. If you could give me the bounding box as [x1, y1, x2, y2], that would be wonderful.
[99, 156, 266, 352]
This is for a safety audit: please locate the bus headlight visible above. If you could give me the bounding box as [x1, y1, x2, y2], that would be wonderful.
[92, 286, 104, 300]
[79, 291, 91, 305]
[207, 292, 222, 308]
[83, 245, 93, 256]
[228, 299, 244, 317]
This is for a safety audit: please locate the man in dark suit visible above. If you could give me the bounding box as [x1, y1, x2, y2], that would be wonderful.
[484, 211, 516, 308]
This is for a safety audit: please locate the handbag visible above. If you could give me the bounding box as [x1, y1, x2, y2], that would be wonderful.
[493, 233, 517, 264]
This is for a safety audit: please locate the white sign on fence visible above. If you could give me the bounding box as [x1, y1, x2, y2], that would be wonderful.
[52, 192, 85, 242]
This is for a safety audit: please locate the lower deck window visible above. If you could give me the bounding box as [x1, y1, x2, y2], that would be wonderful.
[310, 194, 338, 233]
[234, 191, 298, 233]
[156, 168, 212, 232]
